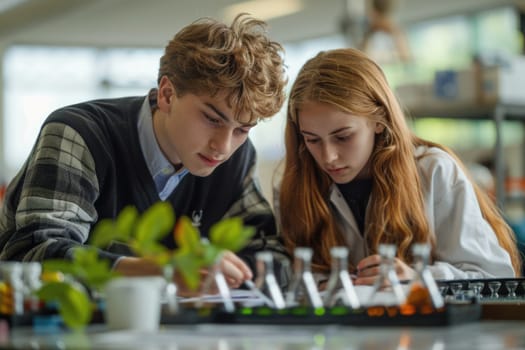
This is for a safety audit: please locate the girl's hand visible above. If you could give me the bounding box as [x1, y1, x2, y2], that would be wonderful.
[354, 254, 415, 285]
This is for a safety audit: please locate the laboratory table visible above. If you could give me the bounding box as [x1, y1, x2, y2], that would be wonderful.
[1, 321, 525, 350]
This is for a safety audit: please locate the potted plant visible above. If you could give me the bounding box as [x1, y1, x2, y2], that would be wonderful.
[36, 201, 255, 330]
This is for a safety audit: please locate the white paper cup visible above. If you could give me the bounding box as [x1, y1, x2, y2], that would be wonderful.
[104, 276, 165, 331]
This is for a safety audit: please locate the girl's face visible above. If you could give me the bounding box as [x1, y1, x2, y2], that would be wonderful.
[297, 101, 384, 184]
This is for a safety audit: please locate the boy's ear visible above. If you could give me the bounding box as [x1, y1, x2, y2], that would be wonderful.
[157, 76, 175, 112]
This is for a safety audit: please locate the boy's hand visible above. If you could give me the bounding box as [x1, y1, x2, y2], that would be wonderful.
[216, 250, 253, 288]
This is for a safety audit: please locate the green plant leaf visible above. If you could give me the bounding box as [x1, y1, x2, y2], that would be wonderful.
[66, 247, 117, 290]
[201, 244, 222, 267]
[73, 246, 99, 266]
[37, 282, 92, 330]
[173, 250, 203, 291]
[91, 206, 138, 248]
[43, 259, 77, 275]
[90, 219, 117, 248]
[130, 240, 169, 259]
[115, 205, 139, 240]
[60, 285, 93, 329]
[209, 217, 255, 252]
[135, 202, 175, 244]
[82, 259, 119, 290]
[174, 216, 203, 254]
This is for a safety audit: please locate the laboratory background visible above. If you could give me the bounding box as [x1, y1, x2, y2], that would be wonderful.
[0, 0, 524, 248]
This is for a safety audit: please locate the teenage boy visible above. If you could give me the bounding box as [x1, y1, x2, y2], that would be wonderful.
[0, 14, 289, 291]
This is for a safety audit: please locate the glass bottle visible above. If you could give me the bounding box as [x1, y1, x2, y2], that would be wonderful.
[505, 280, 518, 299]
[285, 247, 323, 308]
[365, 244, 406, 307]
[21, 262, 42, 313]
[487, 281, 501, 299]
[198, 252, 235, 313]
[323, 247, 360, 308]
[0, 262, 24, 315]
[254, 251, 286, 309]
[162, 264, 178, 314]
[404, 243, 444, 312]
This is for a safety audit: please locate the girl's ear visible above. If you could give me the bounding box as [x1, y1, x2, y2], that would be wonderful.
[157, 76, 175, 112]
[375, 122, 385, 134]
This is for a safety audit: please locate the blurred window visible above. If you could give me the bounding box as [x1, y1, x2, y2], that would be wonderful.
[2, 46, 160, 179]
[1, 6, 521, 181]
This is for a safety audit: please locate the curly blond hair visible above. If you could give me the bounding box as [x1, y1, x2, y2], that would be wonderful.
[158, 13, 287, 122]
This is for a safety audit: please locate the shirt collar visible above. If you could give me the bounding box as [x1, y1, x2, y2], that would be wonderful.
[137, 89, 178, 180]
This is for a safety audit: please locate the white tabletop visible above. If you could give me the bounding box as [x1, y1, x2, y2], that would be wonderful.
[2, 321, 525, 350]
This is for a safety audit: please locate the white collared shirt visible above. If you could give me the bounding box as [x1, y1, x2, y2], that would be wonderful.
[330, 146, 514, 280]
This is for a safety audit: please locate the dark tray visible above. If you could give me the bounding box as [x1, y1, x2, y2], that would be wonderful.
[160, 302, 482, 327]
[1, 302, 482, 329]
[481, 300, 525, 320]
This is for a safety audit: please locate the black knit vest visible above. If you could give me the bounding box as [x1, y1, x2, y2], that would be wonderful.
[44, 95, 262, 249]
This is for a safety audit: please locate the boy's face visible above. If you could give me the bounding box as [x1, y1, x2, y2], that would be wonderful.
[154, 77, 256, 177]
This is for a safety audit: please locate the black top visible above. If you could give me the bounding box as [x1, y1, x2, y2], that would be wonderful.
[336, 178, 373, 234]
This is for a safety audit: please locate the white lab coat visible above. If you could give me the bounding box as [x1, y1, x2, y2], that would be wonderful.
[273, 146, 515, 281]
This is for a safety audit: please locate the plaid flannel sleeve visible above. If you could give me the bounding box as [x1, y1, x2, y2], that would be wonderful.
[221, 162, 291, 289]
[0, 122, 114, 262]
